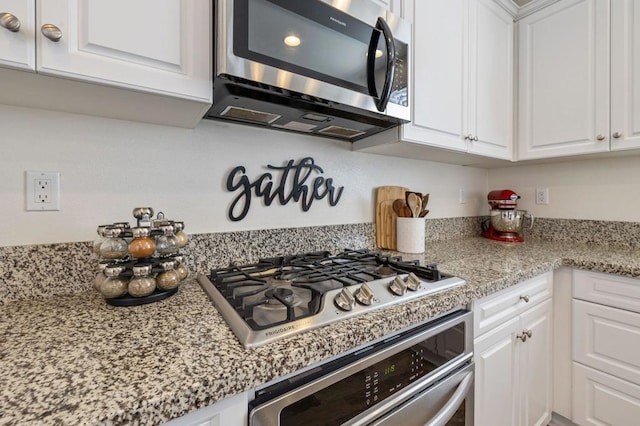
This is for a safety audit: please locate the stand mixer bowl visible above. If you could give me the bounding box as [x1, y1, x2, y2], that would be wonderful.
[489, 209, 534, 233]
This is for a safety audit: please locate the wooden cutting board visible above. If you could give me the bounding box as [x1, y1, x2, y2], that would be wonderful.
[376, 186, 408, 249]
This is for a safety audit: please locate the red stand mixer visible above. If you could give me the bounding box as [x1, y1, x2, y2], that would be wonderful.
[482, 190, 534, 242]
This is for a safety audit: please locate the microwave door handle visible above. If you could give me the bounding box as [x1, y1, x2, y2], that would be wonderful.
[373, 17, 396, 112]
[424, 371, 474, 426]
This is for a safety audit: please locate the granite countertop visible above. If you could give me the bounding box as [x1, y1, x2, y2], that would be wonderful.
[2, 237, 640, 425]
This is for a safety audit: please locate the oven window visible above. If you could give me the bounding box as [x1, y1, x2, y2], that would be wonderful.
[234, 0, 388, 96]
[279, 323, 466, 425]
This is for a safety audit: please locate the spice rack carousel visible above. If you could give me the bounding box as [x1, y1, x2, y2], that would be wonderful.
[93, 208, 189, 306]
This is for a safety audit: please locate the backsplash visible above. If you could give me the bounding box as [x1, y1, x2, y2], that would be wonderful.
[3, 217, 637, 304]
[0, 218, 484, 304]
[524, 218, 640, 248]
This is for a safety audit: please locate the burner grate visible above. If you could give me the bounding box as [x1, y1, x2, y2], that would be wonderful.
[207, 249, 446, 330]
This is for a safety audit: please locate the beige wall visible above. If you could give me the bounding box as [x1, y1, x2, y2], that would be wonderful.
[488, 156, 640, 222]
[0, 105, 488, 246]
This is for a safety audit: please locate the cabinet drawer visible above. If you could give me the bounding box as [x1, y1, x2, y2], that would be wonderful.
[573, 299, 640, 385]
[473, 272, 552, 338]
[573, 269, 640, 313]
[573, 362, 640, 426]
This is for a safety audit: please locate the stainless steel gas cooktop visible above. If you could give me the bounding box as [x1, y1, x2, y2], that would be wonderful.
[198, 249, 465, 348]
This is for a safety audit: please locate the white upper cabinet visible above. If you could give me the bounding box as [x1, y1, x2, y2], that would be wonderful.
[402, 0, 468, 152]
[517, 0, 611, 160]
[36, 0, 211, 102]
[403, 0, 514, 159]
[610, 0, 640, 151]
[0, 0, 211, 127]
[467, 0, 514, 159]
[0, 0, 35, 71]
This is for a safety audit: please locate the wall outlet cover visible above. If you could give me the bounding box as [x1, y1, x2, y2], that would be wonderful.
[26, 171, 60, 211]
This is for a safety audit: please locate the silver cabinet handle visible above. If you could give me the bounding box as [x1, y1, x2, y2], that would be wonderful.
[473, 135, 478, 141]
[0, 12, 21, 32]
[613, 132, 622, 139]
[596, 134, 606, 141]
[41, 24, 62, 42]
[517, 330, 532, 342]
[520, 295, 530, 303]
[465, 134, 474, 141]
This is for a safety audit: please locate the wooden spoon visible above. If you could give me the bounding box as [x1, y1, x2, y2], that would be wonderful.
[407, 193, 421, 218]
[421, 193, 430, 212]
[393, 199, 408, 217]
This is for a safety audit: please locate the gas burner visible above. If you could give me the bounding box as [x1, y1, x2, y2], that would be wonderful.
[198, 249, 466, 348]
[264, 287, 294, 305]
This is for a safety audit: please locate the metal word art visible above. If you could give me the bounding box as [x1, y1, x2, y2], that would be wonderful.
[226, 157, 344, 221]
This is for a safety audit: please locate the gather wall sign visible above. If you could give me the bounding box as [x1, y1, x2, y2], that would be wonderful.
[226, 157, 345, 221]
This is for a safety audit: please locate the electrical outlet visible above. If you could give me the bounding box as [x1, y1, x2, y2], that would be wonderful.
[535, 187, 549, 205]
[26, 171, 60, 211]
[459, 188, 467, 204]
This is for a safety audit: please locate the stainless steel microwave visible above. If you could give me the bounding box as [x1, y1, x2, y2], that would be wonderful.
[206, 0, 411, 141]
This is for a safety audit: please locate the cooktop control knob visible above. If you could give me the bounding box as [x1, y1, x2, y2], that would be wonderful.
[405, 273, 421, 291]
[354, 283, 374, 305]
[334, 288, 356, 311]
[389, 276, 408, 296]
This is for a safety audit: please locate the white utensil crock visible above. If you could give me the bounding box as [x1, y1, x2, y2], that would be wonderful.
[396, 217, 425, 253]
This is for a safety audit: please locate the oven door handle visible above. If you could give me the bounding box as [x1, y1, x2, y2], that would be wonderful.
[367, 17, 396, 112]
[424, 371, 474, 426]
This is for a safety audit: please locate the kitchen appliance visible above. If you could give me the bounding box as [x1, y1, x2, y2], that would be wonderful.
[197, 249, 466, 348]
[249, 308, 473, 425]
[482, 190, 533, 242]
[206, 0, 411, 141]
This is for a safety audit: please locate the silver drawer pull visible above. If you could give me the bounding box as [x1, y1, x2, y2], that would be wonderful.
[613, 132, 622, 139]
[41, 24, 62, 42]
[0, 12, 21, 32]
[520, 295, 530, 303]
[516, 329, 532, 342]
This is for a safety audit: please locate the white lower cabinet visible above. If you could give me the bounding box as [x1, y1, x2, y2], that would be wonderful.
[572, 269, 640, 426]
[573, 363, 640, 426]
[162, 392, 247, 426]
[473, 272, 553, 426]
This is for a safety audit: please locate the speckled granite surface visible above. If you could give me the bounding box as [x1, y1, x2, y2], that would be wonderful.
[1, 218, 485, 304]
[2, 236, 640, 425]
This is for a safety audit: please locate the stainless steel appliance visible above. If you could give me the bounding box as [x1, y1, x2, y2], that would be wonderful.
[206, 0, 411, 141]
[249, 309, 473, 425]
[197, 249, 466, 348]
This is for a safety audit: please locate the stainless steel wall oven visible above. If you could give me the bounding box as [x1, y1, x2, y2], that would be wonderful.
[248, 309, 474, 425]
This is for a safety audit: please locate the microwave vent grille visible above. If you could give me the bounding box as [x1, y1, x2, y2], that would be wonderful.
[220, 106, 281, 125]
[318, 126, 366, 139]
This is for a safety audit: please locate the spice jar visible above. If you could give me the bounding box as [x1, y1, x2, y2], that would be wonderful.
[93, 226, 109, 255]
[173, 222, 188, 248]
[100, 265, 128, 298]
[99, 228, 129, 259]
[128, 227, 155, 258]
[93, 262, 109, 291]
[155, 225, 179, 256]
[128, 264, 156, 297]
[174, 255, 189, 281]
[156, 260, 180, 291]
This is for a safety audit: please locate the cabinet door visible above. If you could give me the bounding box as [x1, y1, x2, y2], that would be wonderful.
[573, 299, 640, 386]
[517, 0, 610, 160]
[467, 0, 514, 160]
[474, 316, 520, 426]
[401, 0, 468, 151]
[0, 0, 35, 71]
[611, 0, 640, 151]
[573, 363, 640, 426]
[36, 0, 211, 102]
[519, 299, 553, 426]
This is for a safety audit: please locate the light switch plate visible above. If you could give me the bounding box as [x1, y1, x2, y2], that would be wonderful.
[26, 171, 60, 211]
